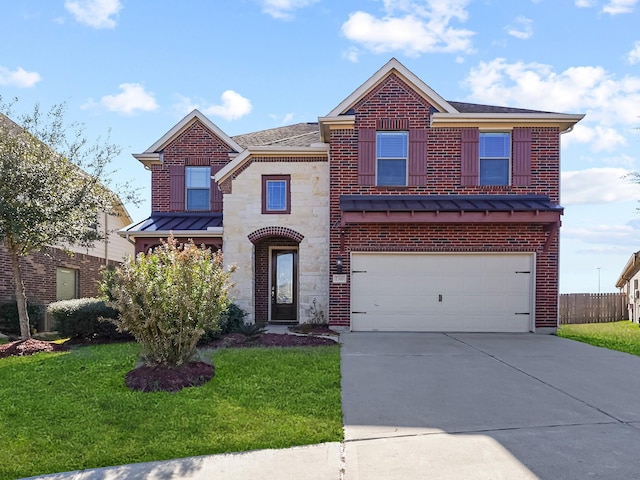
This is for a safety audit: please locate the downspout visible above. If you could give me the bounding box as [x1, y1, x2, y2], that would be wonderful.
[104, 212, 109, 265]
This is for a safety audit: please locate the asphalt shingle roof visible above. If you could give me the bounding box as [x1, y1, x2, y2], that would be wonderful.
[232, 123, 321, 148]
[447, 101, 556, 115]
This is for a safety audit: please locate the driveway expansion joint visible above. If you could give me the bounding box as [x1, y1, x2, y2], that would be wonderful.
[444, 333, 626, 425]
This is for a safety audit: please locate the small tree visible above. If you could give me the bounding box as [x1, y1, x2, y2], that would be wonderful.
[107, 236, 235, 367]
[0, 98, 137, 339]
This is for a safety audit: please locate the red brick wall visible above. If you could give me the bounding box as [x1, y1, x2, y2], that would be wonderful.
[151, 120, 235, 212]
[328, 73, 561, 329]
[0, 244, 115, 309]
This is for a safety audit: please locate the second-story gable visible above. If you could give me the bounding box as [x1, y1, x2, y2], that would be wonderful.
[320, 59, 581, 204]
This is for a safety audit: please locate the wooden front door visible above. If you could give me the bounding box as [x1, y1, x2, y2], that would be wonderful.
[271, 249, 298, 322]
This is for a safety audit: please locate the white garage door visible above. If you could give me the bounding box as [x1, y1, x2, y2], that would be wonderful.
[351, 253, 534, 332]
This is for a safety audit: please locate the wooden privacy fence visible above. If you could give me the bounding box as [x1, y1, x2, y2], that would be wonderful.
[560, 293, 628, 324]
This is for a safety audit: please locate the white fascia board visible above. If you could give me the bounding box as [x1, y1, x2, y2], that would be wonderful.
[326, 58, 457, 117]
[318, 115, 356, 142]
[132, 152, 162, 168]
[141, 109, 244, 155]
[431, 113, 585, 132]
[616, 251, 640, 288]
[214, 145, 329, 184]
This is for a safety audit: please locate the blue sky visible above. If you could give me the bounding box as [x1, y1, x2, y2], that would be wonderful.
[2, 0, 639, 293]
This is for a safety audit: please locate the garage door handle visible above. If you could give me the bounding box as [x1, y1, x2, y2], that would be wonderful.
[439, 294, 442, 302]
[515, 312, 530, 315]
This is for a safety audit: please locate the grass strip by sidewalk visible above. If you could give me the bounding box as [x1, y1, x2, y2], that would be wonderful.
[0, 342, 342, 479]
[558, 320, 640, 356]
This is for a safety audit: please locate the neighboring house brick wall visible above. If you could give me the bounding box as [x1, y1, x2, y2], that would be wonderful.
[222, 159, 329, 324]
[0, 245, 117, 305]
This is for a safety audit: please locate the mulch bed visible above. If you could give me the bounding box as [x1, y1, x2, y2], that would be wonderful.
[0, 338, 69, 359]
[202, 332, 337, 349]
[125, 361, 215, 393]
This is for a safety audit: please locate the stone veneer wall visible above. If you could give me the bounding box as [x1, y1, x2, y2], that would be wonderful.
[222, 159, 329, 324]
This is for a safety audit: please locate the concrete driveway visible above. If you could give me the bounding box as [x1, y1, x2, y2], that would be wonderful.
[341, 332, 640, 480]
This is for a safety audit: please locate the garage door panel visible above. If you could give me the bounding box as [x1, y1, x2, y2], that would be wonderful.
[351, 253, 533, 332]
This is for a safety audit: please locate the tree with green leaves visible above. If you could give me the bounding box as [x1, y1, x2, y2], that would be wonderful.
[0, 98, 137, 339]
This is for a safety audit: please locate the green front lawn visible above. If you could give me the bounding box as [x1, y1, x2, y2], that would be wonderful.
[558, 320, 640, 356]
[0, 342, 342, 479]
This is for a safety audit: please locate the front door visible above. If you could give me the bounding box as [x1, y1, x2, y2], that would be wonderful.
[271, 249, 297, 322]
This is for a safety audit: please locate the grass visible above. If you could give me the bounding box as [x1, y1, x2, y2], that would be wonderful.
[0, 342, 342, 479]
[558, 320, 640, 356]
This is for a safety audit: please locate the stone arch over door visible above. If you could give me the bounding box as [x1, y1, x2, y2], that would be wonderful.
[248, 227, 304, 324]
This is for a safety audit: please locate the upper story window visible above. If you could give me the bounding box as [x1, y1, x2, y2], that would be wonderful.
[479, 132, 510, 186]
[262, 175, 291, 214]
[377, 131, 408, 186]
[185, 166, 211, 210]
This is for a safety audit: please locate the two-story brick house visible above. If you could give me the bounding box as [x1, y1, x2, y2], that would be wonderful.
[122, 58, 583, 332]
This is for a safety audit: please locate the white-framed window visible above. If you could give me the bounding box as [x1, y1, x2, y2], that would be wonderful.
[185, 166, 211, 210]
[479, 132, 510, 186]
[376, 131, 408, 186]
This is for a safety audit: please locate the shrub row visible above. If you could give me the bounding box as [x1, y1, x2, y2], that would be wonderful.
[47, 298, 131, 340]
[0, 300, 43, 336]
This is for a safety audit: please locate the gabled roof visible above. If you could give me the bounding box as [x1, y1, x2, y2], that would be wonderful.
[326, 58, 457, 118]
[318, 58, 584, 138]
[133, 110, 244, 168]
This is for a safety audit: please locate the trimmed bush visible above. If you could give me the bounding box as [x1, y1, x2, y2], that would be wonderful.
[47, 298, 129, 340]
[199, 303, 247, 343]
[106, 236, 235, 366]
[0, 300, 43, 335]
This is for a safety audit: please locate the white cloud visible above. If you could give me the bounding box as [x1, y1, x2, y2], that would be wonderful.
[573, 0, 637, 13]
[260, 0, 318, 20]
[505, 16, 533, 40]
[343, 46, 360, 63]
[0, 66, 41, 88]
[93, 83, 158, 114]
[174, 91, 253, 121]
[561, 168, 640, 205]
[628, 41, 640, 64]
[342, 0, 475, 56]
[462, 58, 640, 127]
[65, 0, 122, 29]
[603, 0, 637, 14]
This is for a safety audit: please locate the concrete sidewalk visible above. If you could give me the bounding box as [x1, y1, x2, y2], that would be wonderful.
[23, 332, 640, 479]
[23, 443, 343, 480]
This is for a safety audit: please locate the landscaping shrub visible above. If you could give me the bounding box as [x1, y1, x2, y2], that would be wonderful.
[106, 236, 235, 366]
[0, 300, 43, 335]
[47, 298, 128, 340]
[199, 303, 247, 344]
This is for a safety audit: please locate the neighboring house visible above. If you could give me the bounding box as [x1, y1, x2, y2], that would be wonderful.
[0, 206, 133, 330]
[122, 58, 583, 333]
[615, 251, 640, 324]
